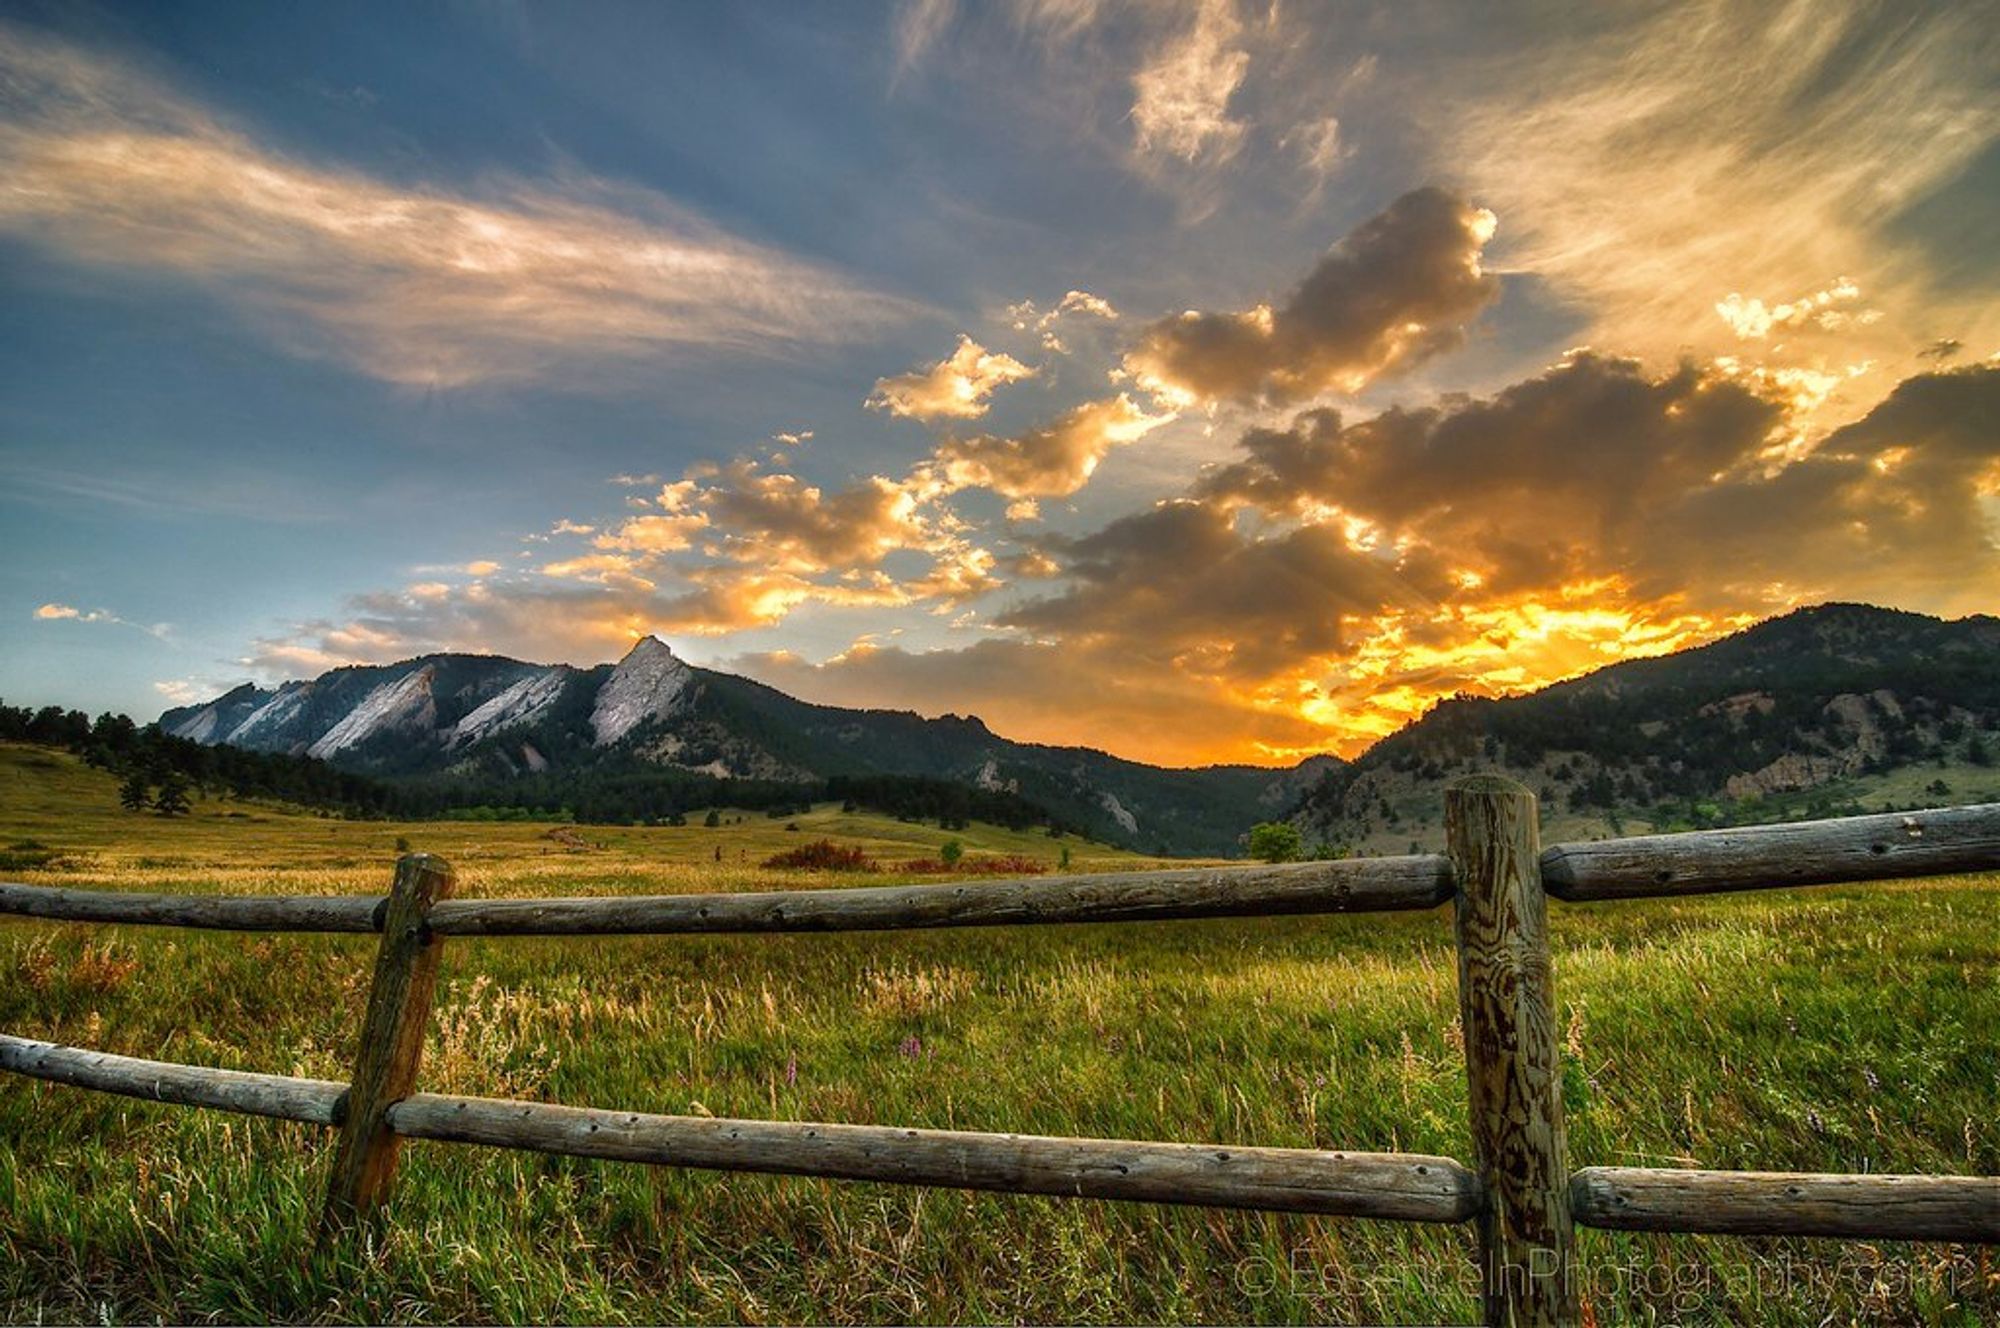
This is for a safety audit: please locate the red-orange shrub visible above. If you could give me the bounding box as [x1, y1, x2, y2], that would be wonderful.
[762, 839, 881, 871]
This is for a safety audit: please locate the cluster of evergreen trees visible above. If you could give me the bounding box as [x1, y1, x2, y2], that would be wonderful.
[1, 702, 417, 816]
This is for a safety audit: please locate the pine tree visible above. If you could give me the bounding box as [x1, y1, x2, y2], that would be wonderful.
[118, 772, 151, 813]
[153, 773, 193, 817]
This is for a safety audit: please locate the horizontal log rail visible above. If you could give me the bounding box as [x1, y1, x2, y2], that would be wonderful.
[1572, 1166, 2000, 1243]
[424, 855, 1454, 936]
[0, 1032, 348, 1125]
[5, 804, 1993, 939]
[389, 1093, 1481, 1222]
[8, 1031, 1991, 1244]
[0, 882, 384, 933]
[0, 1030, 1476, 1221]
[4, 793, 1998, 1326]
[1540, 802, 2000, 902]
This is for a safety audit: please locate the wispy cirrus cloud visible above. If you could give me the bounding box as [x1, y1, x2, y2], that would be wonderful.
[34, 601, 167, 637]
[1129, 0, 1249, 169]
[1438, 1, 2000, 412]
[0, 23, 911, 390]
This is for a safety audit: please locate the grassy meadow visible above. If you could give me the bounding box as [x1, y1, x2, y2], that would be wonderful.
[1, 741, 1995, 1325]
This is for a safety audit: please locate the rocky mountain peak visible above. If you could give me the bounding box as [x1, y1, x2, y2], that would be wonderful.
[590, 636, 693, 746]
[621, 635, 677, 663]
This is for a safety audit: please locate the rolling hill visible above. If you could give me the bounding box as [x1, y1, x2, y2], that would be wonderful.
[1291, 603, 2000, 852]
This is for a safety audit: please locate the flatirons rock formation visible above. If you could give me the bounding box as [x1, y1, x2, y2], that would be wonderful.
[161, 637, 1332, 855]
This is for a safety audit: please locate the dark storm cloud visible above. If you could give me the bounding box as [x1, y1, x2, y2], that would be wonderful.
[1195, 352, 1785, 519]
[1123, 187, 1501, 404]
[997, 500, 1449, 680]
[1642, 363, 2000, 605]
[1194, 355, 2000, 607]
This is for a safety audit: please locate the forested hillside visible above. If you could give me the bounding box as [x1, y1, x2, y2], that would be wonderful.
[1292, 604, 2000, 852]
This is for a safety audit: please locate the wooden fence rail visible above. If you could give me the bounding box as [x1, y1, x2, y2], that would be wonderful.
[2, 787, 1997, 1327]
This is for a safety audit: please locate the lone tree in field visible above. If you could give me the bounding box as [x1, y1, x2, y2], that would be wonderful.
[118, 772, 151, 813]
[153, 773, 193, 817]
[1247, 821, 1303, 863]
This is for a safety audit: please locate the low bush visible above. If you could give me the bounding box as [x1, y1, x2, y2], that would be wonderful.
[761, 839, 880, 871]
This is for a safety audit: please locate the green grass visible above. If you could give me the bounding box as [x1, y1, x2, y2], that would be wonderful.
[1, 742, 1995, 1324]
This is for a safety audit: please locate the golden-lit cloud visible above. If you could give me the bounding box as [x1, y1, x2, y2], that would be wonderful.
[867, 335, 1036, 421]
[0, 23, 908, 389]
[1191, 355, 2000, 616]
[1007, 289, 1119, 352]
[999, 500, 1427, 682]
[1715, 279, 1877, 341]
[1129, 0, 1249, 168]
[694, 462, 931, 570]
[539, 553, 657, 591]
[930, 394, 1170, 498]
[652, 566, 917, 636]
[590, 513, 709, 555]
[1123, 187, 1500, 405]
[685, 354, 1975, 763]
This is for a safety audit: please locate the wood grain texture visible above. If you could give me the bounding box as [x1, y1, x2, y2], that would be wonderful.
[388, 1093, 1482, 1222]
[0, 1032, 347, 1125]
[0, 881, 384, 933]
[1448, 775, 1577, 1327]
[1541, 802, 2000, 902]
[426, 855, 1454, 937]
[1572, 1167, 2000, 1243]
[319, 854, 453, 1234]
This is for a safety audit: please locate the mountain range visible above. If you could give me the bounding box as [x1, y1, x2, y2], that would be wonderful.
[159, 603, 2000, 857]
[1290, 603, 2000, 852]
[160, 637, 1331, 855]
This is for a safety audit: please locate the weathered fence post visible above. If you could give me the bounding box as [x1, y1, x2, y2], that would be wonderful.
[319, 853, 454, 1237]
[1446, 776, 1576, 1328]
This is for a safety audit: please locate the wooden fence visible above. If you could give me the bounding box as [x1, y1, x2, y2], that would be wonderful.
[2, 778, 1996, 1327]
